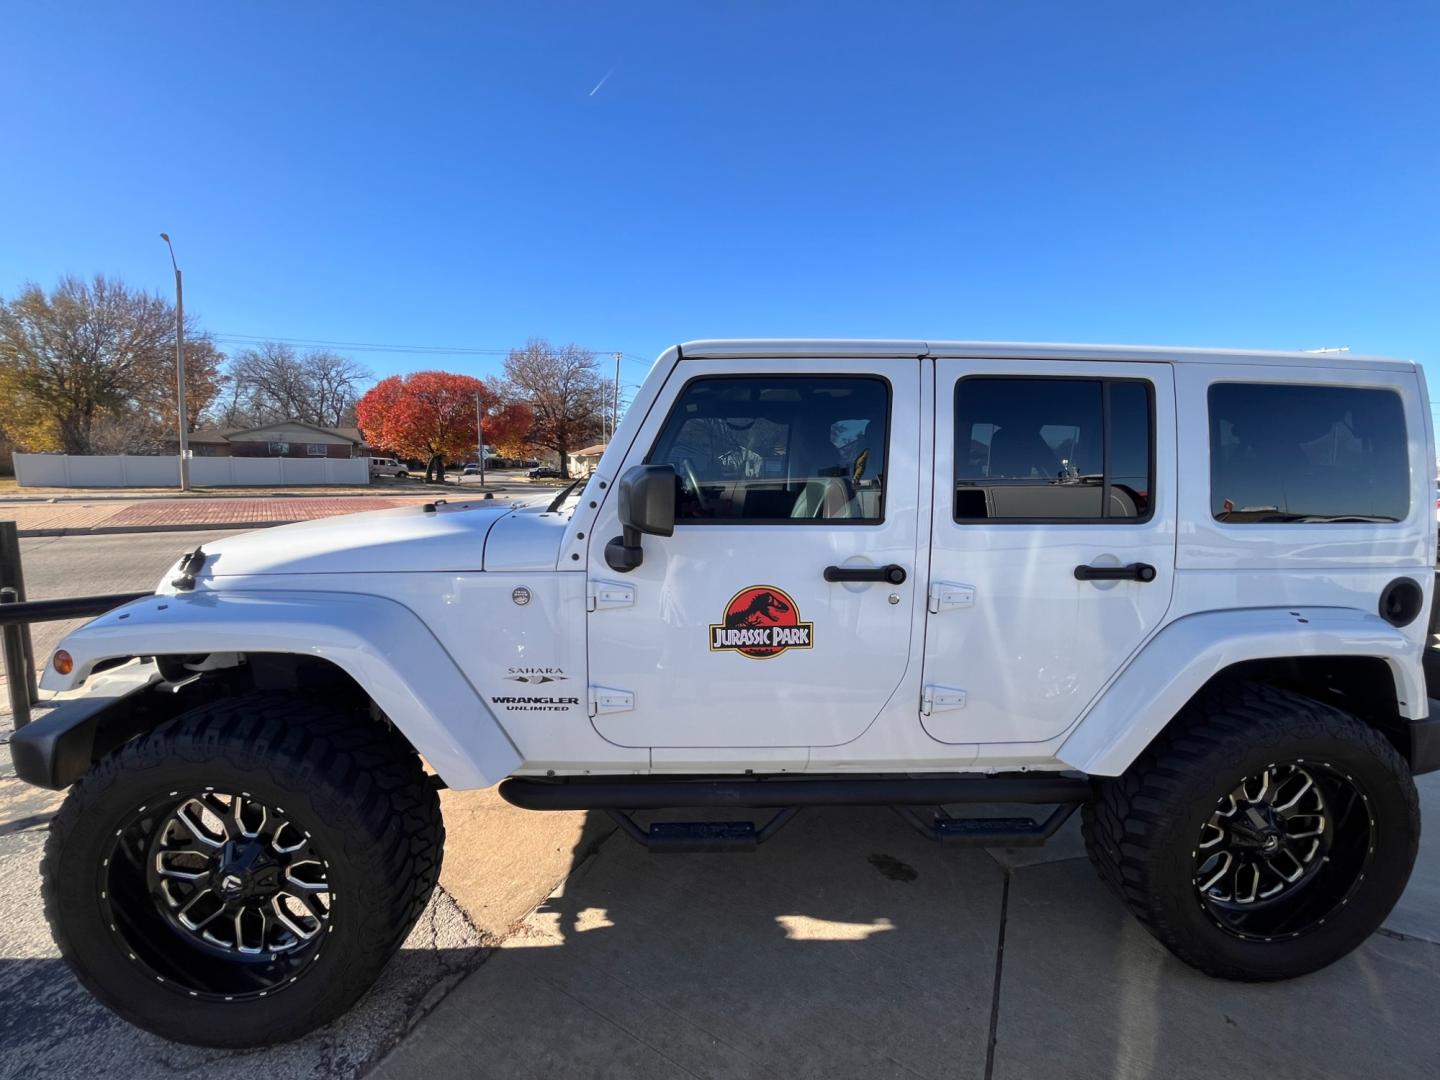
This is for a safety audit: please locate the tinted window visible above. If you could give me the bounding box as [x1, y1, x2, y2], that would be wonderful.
[1209, 383, 1409, 523]
[954, 377, 1153, 521]
[648, 375, 889, 523]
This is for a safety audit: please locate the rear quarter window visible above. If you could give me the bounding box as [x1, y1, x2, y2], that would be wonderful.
[1208, 383, 1409, 524]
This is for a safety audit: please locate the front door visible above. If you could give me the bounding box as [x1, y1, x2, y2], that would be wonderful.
[586, 357, 922, 748]
[921, 360, 1176, 746]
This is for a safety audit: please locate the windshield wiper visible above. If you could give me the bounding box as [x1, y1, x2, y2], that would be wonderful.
[547, 478, 584, 513]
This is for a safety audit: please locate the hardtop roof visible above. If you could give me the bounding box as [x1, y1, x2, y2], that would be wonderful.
[676, 339, 1414, 370]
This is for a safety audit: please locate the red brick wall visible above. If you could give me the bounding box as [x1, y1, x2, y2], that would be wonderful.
[228, 440, 358, 458]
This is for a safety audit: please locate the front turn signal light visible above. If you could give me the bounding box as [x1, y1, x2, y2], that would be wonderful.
[52, 650, 73, 675]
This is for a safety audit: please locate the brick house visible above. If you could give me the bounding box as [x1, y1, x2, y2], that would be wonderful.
[174, 421, 369, 459]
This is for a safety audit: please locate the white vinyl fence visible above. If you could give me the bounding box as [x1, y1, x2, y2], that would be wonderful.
[14, 454, 369, 488]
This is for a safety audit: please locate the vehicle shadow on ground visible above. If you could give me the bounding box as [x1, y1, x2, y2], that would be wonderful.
[370, 804, 1440, 1080]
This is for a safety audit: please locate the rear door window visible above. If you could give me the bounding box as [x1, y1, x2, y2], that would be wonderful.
[1208, 383, 1409, 523]
[953, 377, 1154, 521]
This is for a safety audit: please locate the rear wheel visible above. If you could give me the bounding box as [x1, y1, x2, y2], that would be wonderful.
[42, 693, 443, 1046]
[1083, 681, 1419, 980]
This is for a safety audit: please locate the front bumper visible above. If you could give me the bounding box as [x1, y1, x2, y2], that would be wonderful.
[9, 666, 160, 789]
[1408, 708, 1440, 776]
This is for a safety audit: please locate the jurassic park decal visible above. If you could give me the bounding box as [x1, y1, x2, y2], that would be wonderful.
[709, 586, 814, 659]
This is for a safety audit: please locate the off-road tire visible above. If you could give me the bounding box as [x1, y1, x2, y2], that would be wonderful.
[42, 692, 444, 1046]
[1082, 680, 1419, 980]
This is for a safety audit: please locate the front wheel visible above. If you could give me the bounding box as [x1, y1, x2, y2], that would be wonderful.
[1083, 681, 1419, 981]
[42, 693, 444, 1046]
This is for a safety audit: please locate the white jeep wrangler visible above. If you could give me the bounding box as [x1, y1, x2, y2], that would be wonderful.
[14, 340, 1438, 1047]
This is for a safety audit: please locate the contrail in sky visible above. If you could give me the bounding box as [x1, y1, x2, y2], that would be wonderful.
[589, 68, 614, 96]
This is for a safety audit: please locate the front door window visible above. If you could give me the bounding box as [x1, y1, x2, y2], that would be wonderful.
[647, 375, 890, 523]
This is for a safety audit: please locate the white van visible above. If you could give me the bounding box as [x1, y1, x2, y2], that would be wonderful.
[368, 456, 408, 479]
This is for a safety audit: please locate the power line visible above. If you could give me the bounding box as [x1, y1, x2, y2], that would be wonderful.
[211, 332, 654, 366]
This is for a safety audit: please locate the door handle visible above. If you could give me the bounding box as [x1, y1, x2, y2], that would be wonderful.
[1073, 562, 1157, 583]
[824, 564, 907, 585]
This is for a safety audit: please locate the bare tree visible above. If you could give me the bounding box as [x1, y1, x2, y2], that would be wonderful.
[213, 343, 370, 429]
[307, 350, 371, 426]
[502, 339, 607, 478]
[0, 275, 223, 453]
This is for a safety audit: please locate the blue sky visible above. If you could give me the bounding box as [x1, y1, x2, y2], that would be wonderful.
[2, 2, 1437, 399]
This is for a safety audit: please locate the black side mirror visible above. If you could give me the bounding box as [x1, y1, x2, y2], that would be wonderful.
[604, 464, 676, 572]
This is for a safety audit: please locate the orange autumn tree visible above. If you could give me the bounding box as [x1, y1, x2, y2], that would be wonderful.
[356, 371, 530, 483]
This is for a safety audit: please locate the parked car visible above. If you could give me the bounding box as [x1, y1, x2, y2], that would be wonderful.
[462, 463, 481, 475]
[367, 456, 408, 479]
[15, 338, 1438, 1047]
[528, 465, 561, 479]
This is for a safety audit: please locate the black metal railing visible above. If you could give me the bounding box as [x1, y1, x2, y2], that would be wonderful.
[0, 592, 151, 627]
[0, 521, 147, 729]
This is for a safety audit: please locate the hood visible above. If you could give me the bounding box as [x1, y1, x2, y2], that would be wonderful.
[184, 500, 520, 580]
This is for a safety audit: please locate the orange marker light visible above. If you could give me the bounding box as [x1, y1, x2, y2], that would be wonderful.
[52, 650, 73, 675]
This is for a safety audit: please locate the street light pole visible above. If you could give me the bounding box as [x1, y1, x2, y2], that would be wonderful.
[475, 392, 486, 488]
[159, 233, 190, 491]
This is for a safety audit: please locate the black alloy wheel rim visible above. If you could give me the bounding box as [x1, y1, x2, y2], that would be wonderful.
[1192, 760, 1375, 941]
[100, 789, 332, 999]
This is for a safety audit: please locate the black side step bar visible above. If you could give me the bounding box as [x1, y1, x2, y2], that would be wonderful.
[892, 804, 1079, 847]
[606, 808, 800, 853]
[499, 774, 1092, 812]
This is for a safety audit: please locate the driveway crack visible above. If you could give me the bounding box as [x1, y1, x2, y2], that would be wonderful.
[983, 872, 1011, 1080]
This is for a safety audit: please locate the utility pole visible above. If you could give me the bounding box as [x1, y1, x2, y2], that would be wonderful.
[160, 233, 190, 491]
[612, 352, 622, 442]
[475, 391, 486, 487]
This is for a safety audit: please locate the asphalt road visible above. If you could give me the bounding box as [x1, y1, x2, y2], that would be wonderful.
[11, 530, 237, 672]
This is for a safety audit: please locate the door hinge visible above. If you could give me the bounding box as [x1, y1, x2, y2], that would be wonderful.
[921, 685, 968, 716]
[587, 580, 635, 612]
[927, 581, 975, 615]
[588, 686, 634, 717]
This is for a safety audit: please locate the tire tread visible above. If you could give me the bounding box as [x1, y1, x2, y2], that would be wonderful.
[1081, 680, 1418, 979]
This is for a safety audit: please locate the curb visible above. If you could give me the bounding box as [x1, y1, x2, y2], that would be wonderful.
[18, 520, 297, 538]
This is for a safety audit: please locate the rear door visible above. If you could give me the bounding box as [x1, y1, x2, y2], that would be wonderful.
[586, 357, 922, 748]
[921, 360, 1176, 745]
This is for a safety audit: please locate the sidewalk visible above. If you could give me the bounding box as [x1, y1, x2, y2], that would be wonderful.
[1, 495, 439, 536]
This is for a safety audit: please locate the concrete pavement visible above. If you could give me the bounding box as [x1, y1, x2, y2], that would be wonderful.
[374, 790, 1440, 1080]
